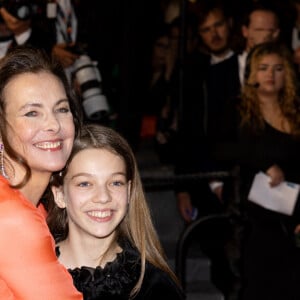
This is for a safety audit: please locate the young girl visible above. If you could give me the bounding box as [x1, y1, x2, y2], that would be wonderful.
[46, 123, 185, 299]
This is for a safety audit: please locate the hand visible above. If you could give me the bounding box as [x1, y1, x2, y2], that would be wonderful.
[213, 185, 223, 202]
[294, 224, 300, 234]
[177, 192, 194, 223]
[209, 180, 224, 202]
[0, 7, 30, 36]
[52, 43, 79, 68]
[266, 164, 285, 187]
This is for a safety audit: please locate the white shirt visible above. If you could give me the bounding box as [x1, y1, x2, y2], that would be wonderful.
[56, 0, 77, 44]
[15, 28, 32, 45]
[238, 51, 248, 86]
[292, 26, 300, 51]
[210, 49, 234, 65]
[0, 40, 11, 59]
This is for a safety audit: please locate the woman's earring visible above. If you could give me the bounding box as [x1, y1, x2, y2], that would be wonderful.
[0, 144, 8, 178]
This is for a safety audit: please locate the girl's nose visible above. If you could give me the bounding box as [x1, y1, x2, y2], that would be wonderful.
[93, 185, 111, 204]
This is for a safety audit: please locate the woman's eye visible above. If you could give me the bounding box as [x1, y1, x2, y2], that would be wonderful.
[57, 106, 70, 113]
[24, 111, 38, 117]
[275, 66, 283, 71]
[258, 66, 267, 71]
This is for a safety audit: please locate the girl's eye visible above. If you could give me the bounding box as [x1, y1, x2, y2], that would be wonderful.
[111, 180, 127, 187]
[78, 181, 91, 187]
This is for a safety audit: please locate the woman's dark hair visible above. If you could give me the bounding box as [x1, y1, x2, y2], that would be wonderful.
[0, 45, 82, 188]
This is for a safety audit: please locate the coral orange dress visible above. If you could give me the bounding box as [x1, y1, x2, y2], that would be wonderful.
[0, 176, 82, 300]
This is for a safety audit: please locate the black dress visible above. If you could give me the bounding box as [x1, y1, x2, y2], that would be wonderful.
[56, 240, 185, 300]
[237, 121, 300, 300]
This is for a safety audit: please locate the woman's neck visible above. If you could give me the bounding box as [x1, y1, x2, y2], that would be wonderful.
[19, 175, 50, 206]
[259, 95, 290, 133]
[8, 163, 51, 206]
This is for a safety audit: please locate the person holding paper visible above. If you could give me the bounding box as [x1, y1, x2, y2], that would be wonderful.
[236, 41, 300, 300]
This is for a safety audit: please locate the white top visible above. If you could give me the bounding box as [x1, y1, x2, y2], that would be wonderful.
[15, 28, 31, 45]
[210, 49, 234, 65]
[238, 51, 248, 86]
[0, 40, 11, 58]
[292, 26, 300, 51]
[56, 0, 77, 44]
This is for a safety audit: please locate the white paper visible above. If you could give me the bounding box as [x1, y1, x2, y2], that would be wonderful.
[47, 3, 57, 19]
[248, 171, 300, 215]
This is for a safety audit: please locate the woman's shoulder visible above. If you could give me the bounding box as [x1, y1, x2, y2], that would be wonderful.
[0, 176, 49, 239]
[0, 176, 16, 203]
[0, 176, 29, 206]
[0, 176, 40, 214]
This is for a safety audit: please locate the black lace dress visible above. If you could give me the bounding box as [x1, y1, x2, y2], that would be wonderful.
[56, 240, 185, 300]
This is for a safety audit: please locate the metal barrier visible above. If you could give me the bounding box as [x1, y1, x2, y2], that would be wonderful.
[141, 166, 241, 292]
[142, 167, 240, 194]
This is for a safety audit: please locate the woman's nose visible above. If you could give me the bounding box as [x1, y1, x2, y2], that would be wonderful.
[44, 114, 61, 132]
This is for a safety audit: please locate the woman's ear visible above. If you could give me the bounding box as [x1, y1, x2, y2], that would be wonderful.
[51, 186, 66, 209]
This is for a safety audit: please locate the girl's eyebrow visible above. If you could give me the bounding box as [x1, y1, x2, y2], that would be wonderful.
[67, 172, 126, 180]
[68, 173, 93, 180]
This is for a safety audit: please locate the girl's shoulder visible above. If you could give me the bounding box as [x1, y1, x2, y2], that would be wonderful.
[138, 262, 186, 300]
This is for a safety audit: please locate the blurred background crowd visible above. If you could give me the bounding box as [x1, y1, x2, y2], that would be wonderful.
[3, 0, 300, 299]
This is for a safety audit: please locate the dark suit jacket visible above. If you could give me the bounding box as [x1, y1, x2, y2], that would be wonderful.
[174, 52, 240, 176]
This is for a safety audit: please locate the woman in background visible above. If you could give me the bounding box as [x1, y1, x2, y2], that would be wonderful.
[237, 41, 300, 300]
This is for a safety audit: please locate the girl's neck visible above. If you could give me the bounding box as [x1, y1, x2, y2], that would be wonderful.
[58, 235, 122, 269]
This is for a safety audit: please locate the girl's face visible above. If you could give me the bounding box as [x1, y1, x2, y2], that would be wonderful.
[53, 148, 130, 242]
[4, 71, 75, 175]
[255, 53, 285, 93]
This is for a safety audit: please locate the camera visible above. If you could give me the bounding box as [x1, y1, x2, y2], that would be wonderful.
[72, 55, 110, 121]
[0, 0, 33, 20]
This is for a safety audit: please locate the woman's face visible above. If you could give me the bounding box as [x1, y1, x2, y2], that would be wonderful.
[54, 148, 130, 241]
[4, 71, 75, 174]
[153, 35, 169, 68]
[255, 53, 285, 93]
